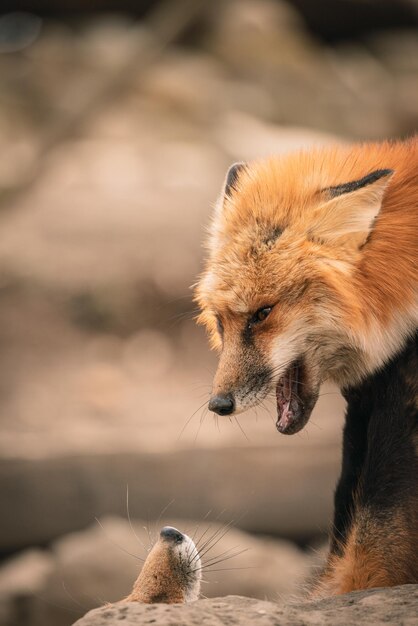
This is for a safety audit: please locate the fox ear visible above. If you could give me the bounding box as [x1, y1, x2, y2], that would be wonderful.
[212, 162, 247, 230]
[223, 162, 246, 197]
[310, 169, 394, 248]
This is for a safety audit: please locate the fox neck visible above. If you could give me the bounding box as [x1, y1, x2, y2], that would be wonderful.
[329, 304, 417, 389]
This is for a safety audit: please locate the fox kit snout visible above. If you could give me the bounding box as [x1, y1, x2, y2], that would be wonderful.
[195, 140, 418, 434]
[126, 526, 201, 604]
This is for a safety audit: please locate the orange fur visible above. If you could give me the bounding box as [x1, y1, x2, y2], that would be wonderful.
[126, 542, 185, 604]
[312, 506, 418, 597]
[196, 138, 418, 396]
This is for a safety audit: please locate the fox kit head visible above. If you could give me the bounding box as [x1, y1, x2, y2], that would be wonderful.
[195, 148, 400, 434]
[127, 526, 201, 604]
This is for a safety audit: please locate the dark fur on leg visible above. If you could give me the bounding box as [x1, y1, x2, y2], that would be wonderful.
[314, 332, 418, 596]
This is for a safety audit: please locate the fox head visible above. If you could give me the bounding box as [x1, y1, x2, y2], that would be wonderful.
[195, 148, 401, 434]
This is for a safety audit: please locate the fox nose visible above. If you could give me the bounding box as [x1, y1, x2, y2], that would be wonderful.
[208, 393, 235, 416]
[160, 526, 184, 544]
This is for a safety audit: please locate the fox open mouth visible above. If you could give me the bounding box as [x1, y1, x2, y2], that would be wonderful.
[275, 359, 314, 435]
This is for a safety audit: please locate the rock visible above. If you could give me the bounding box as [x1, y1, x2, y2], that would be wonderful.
[204, 0, 418, 139]
[0, 550, 53, 595]
[0, 550, 55, 626]
[74, 585, 418, 626]
[206, 0, 318, 74]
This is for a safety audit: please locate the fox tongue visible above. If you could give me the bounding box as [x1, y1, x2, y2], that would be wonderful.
[276, 362, 300, 434]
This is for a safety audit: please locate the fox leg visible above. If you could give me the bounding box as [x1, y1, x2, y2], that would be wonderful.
[329, 385, 371, 556]
[316, 499, 418, 596]
[313, 337, 418, 597]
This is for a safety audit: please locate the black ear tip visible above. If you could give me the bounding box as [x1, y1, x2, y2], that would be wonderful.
[225, 162, 246, 196]
[374, 168, 394, 178]
[325, 168, 394, 198]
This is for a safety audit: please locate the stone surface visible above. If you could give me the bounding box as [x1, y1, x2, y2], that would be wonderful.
[74, 586, 418, 626]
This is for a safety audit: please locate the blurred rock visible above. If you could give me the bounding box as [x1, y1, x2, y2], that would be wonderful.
[0, 433, 342, 551]
[368, 30, 418, 73]
[206, 0, 318, 74]
[203, 0, 418, 139]
[215, 111, 339, 161]
[0, 550, 55, 626]
[75, 585, 418, 626]
[0, 550, 52, 595]
[0, 517, 314, 626]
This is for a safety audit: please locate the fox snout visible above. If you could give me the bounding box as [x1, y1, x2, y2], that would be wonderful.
[208, 393, 235, 416]
[208, 345, 272, 416]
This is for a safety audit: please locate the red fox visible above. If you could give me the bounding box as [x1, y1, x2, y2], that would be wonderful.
[195, 138, 418, 594]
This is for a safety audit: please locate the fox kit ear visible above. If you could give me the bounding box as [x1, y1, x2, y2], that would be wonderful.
[310, 169, 394, 248]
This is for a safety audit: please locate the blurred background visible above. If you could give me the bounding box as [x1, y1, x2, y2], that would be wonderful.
[0, 0, 417, 624]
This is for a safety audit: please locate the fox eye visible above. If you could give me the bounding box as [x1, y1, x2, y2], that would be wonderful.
[251, 306, 272, 325]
